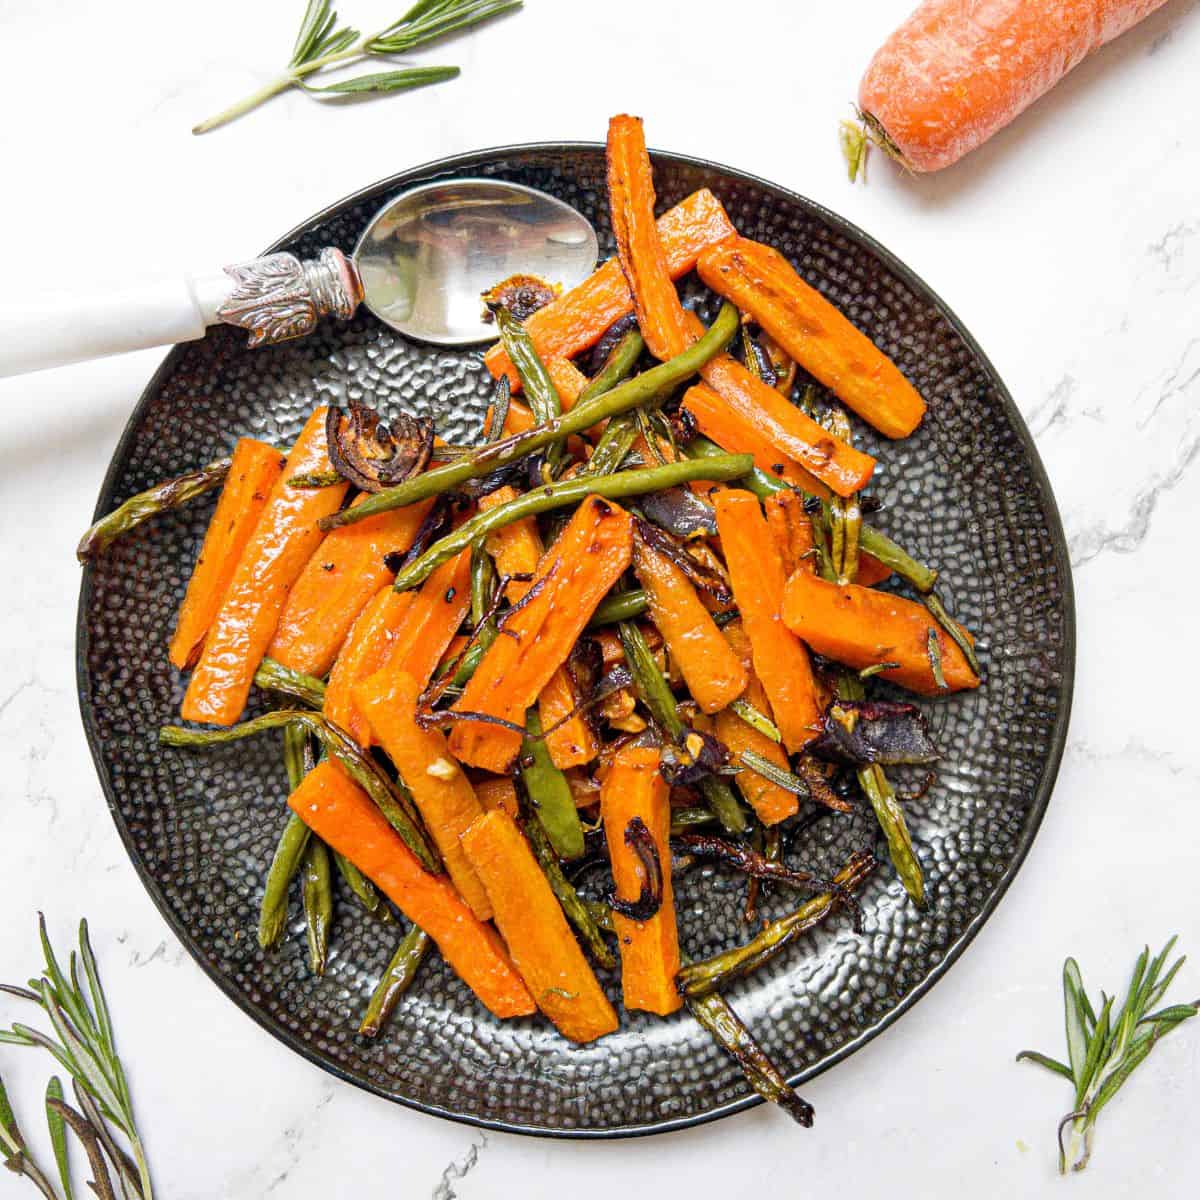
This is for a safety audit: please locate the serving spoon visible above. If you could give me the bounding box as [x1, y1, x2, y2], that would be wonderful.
[0, 179, 599, 379]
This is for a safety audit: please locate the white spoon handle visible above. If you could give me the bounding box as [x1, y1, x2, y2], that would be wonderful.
[0, 248, 361, 379]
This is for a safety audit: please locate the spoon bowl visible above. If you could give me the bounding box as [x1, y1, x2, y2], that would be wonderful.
[354, 178, 599, 346]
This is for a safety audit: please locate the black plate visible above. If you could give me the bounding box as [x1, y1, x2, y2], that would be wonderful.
[77, 144, 1074, 1137]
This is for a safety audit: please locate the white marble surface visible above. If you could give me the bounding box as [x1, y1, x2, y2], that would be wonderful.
[1, 1, 1198, 1195]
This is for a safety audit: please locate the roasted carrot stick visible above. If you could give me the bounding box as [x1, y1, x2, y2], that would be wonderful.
[460, 810, 619, 1042]
[324, 586, 416, 746]
[715, 621, 798, 826]
[354, 669, 491, 920]
[606, 114, 691, 361]
[601, 746, 681, 1015]
[698, 237, 926, 439]
[483, 188, 736, 389]
[475, 776, 519, 819]
[267, 496, 435, 677]
[859, 0, 1168, 173]
[680, 384, 832, 499]
[682, 311, 876, 498]
[632, 536, 746, 714]
[782, 569, 978, 696]
[479, 486, 600, 768]
[714, 489, 821, 752]
[450, 496, 632, 773]
[168, 438, 285, 670]
[764, 490, 816, 579]
[288, 761, 534, 1018]
[182, 407, 349, 726]
[854, 553, 894, 588]
[373, 547, 472, 690]
[479, 486, 541, 601]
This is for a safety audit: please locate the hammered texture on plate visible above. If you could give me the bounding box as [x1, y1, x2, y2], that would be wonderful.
[77, 146, 1073, 1136]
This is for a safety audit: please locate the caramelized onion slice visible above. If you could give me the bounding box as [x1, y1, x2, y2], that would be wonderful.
[326, 401, 433, 493]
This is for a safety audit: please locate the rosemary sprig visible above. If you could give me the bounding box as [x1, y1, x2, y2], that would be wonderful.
[193, 0, 522, 134]
[1017, 938, 1198, 1173]
[0, 918, 154, 1200]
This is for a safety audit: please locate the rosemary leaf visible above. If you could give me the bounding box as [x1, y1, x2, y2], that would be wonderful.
[302, 65, 459, 95]
[45, 1077, 72, 1200]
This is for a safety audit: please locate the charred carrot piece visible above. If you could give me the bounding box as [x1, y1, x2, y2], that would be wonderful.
[714, 489, 822, 753]
[699, 237, 926, 439]
[475, 776, 519, 819]
[606, 114, 691, 361]
[764, 490, 817, 579]
[601, 746, 681, 1015]
[715, 621, 798, 826]
[450, 496, 632, 773]
[460, 810, 619, 1042]
[782, 570, 979, 696]
[268, 495, 435, 677]
[168, 438, 285, 670]
[374, 547, 472, 691]
[182, 407, 349, 726]
[859, 0, 1168, 174]
[354, 669, 491, 920]
[632, 536, 747, 714]
[324, 586, 415, 746]
[288, 761, 534, 1018]
[483, 188, 736, 389]
[680, 384, 832, 499]
[478, 486, 599, 768]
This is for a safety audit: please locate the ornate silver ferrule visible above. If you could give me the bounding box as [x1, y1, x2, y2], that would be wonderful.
[216, 247, 363, 349]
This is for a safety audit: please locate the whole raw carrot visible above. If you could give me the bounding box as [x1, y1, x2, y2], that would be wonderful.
[354, 670, 492, 921]
[182, 407, 349, 726]
[715, 621, 798, 826]
[632, 536, 747, 714]
[461, 810, 619, 1043]
[601, 746, 681, 1016]
[449, 496, 633, 773]
[323, 586, 415, 746]
[267, 496, 434, 677]
[714, 489, 822, 753]
[168, 438, 285, 670]
[483, 188, 736, 389]
[859, 0, 1169, 173]
[782, 569, 979, 696]
[288, 761, 534, 1019]
[698, 237, 926, 439]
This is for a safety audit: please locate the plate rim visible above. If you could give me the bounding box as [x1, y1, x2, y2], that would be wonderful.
[75, 140, 1076, 1139]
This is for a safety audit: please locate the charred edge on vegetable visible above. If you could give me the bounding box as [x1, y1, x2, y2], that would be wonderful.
[638, 487, 718, 540]
[634, 517, 730, 603]
[586, 314, 640, 376]
[810, 699, 941, 767]
[481, 274, 560, 323]
[384, 498, 451, 573]
[326, 400, 433, 492]
[483, 374, 511, 441]
[607, 816, 664, 921]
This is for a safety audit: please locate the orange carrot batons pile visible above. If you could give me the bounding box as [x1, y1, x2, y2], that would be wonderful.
[450, 496, 633, 773]
[859, 0, 1168, 174]
[182, 407, 348, 726]
[168, 438, 284, 670]
[698, 237, 925, 439]
[601, 746, 681, 1015]
[782, 570, 978, 697]
[288, 761, 534, 1019]
[461, 810, 619, 1043]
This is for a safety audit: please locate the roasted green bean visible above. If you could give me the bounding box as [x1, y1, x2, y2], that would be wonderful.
[334, 852, 391, 920]
[77, 456, 233, 562]
[493, 306, 564, 471]
[587, 588, 649, 628]
[321, 304, 739, 530]
[302, 837, 333, 975]
[255, 657, 327, 708]
[359, 925, 432, 1037]
[576, 328, 646, 407]
[391, 455, 752, 592]
[520, 711, 585, 860]
[258, 812, 311, 949]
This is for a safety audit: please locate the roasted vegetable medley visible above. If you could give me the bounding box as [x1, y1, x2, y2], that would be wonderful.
[80, 115, 980, 1125]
